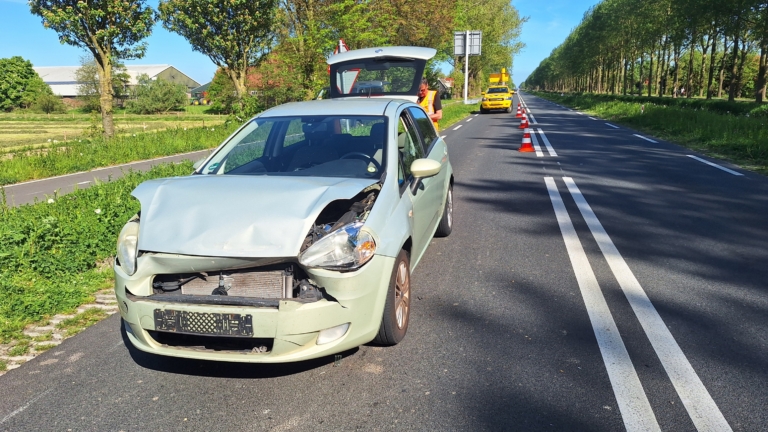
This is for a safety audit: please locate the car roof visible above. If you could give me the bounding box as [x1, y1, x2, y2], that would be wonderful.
[327, 46, 437, 65]
[258, 98, 407, 118]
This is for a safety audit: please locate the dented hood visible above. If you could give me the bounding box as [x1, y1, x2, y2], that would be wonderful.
[132, 175, 378, 257]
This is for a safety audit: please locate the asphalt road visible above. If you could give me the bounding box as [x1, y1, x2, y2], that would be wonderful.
[2, 93, 766, 431]
[2, 149, 213, 207]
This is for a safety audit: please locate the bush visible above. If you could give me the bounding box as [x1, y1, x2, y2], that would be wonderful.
[34, 93, 67, 114]
[125, 74, 188, 114]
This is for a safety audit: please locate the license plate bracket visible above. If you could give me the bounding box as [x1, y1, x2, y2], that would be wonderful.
[154, 309, 254, 337]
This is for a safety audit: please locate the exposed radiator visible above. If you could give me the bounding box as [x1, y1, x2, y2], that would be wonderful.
[154, 267, 294, 299]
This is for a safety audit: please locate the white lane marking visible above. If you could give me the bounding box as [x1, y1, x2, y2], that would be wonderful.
[687, 155, 743, 176]
[633, 134, 658, 143]
[440, 135, 447, 139]
[605, 123, 620, 129]
[576, 111, 585, 115]
[0, 389, 53, 425]
[473, 114, 479, 117]
[545, 177, 660, 432]
[588, 116, 597, 120]
[452, 125, 463, 131]
[537, 128, 557, 157]
[528, 113, 538, 124]
[529, 129, 544, 157]
[466, 118, 473, 122]
[77, 181, 91, 185]
[563, 177, 733, 432]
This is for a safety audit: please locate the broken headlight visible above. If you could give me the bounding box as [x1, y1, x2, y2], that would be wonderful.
[299, 222, 376, 270]
[117, 220, 140, 276]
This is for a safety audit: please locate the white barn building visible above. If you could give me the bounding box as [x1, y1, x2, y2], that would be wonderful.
[34, 65, 201, 98]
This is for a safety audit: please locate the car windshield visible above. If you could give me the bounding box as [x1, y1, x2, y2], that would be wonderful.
[200, 115, 387, 179]
[487, 87, 509, 94]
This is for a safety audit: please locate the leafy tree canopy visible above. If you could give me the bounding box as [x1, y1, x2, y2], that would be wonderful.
[0, 56, 52, 111]
[159, 0, 277, 99]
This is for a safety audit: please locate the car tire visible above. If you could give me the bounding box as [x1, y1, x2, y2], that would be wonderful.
[374, 250, 411, 346]
[434, 186, 453, 237]
[480, 108, 487, 114]
[506, 106, 513, 113]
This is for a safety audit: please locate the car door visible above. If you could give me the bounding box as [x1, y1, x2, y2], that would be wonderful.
[398, 109, 442, 264]
[407, 107, 448, 235]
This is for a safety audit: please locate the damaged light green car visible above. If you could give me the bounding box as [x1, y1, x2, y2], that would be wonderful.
[114, 47, 454, 363]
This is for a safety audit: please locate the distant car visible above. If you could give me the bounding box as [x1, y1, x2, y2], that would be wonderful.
[480, 85, 514, 114]
[115, 46, 454, 363]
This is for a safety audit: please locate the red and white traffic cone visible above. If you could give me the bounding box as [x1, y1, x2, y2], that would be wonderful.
[518, 127, 534, 152]
[519, 112, 529, 129]
[515, 103, 522, 118]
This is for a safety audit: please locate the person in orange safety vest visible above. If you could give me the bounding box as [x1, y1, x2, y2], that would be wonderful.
[417, 78, 442, 131]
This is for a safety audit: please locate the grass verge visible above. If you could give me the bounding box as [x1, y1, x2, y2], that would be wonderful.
[56, 309, 109, 337]
[0, 162, 193, 344]
[441, 99, 481, 130]
[532, 92, 768, 175]
[0, 124, 237, 186]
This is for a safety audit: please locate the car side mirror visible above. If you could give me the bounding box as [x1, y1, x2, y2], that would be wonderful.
[410, 158, 441, 194]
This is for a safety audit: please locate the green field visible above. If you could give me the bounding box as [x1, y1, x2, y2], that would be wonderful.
[0, 106, 226, 151]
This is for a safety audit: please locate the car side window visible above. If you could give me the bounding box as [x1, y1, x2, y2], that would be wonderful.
[408, 107, 437, 150]
[220, 122, 273, 173]
[398, 112, 424, 179]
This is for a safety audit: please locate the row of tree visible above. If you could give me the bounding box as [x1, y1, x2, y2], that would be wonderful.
[524, 0, 768, 103]
[28, 0, 525, 137]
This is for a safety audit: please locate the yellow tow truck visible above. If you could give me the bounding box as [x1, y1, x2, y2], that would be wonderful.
[480, 68, 514, 114]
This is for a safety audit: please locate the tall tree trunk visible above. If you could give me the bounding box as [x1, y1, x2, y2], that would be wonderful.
[718, 35, 730, 98]
[648, 48, 654, 97]
[639, 55, 645, 96]
[94, 52, 115, 139]
[597, 61, 603, 93]
[697, 35, 710, 97]
[706, 29, 719, 99]
[728, 22, 741, 102]
[757, 44, 767, 103]
[686, 31, 697, 98]
[673, 43, 681, 98]
[658, 37, 668, 97]
[622, 57, 628, 95]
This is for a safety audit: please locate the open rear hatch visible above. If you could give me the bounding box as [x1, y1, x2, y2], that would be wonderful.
[327, 46, 436, 103]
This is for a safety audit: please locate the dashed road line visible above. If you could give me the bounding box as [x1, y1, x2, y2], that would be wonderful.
[545, 177, 660, 432]
[687, 155, 743, 176]
[564, 177, 733, 432]
[440, 135, 447, 139]
[588, 116, 597, 120]
[466, 118, 473, 122]
[528, 129, 544, 157]
[633, 134, 658, 143]
[452, 125, 463, 131]
[605, 123, 620, 129]
[537, 128, 557, 157]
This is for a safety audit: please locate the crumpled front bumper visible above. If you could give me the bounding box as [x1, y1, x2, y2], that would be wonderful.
[115, 253, 394, 363]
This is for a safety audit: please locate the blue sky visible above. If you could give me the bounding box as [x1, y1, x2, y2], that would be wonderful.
[0, 0, 600, 86]
[513, 0, 600, 85]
